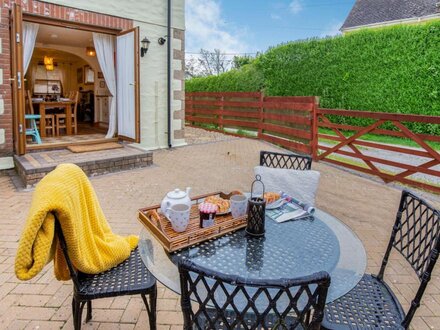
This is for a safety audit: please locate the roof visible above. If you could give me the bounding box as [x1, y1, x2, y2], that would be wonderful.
[342, 0, 440, 30]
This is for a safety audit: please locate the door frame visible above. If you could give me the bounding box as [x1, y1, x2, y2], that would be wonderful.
[23, 13, 122, 35]
[10, 8, 141, 154]
[10, 3, 26, 155]
[116, 27, 140, 143]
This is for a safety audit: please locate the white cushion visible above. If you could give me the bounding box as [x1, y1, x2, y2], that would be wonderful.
[254, 166, 320, 205]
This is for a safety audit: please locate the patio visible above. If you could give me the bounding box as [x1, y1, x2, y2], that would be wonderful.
[1, 127, 440, 329]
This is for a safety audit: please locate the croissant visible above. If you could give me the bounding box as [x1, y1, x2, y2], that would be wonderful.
[263, 192, 281, 204]
[205, 196, 230, 213]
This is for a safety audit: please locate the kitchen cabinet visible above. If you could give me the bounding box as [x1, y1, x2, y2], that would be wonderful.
[96, 95, 110, 124]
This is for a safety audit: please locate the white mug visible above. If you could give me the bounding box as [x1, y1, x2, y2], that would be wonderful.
[166, 204, 191, 232]
[230, 194, 248, 219]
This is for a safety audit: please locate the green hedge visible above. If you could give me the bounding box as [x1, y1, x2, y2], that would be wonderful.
[186, 22, 440, 135]
[186, 64, 264, 92]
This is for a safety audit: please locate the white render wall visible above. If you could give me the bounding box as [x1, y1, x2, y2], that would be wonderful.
[138, 21, 170, 149]
[42, 0, 186, 149]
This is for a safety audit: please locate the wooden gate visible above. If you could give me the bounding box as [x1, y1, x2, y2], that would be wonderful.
[314, 109, 440, 194]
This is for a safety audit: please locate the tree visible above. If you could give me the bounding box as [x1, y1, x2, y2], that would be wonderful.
[185, 49, 231, 78]
[232, 55, 253, 69]
[185, 57, 200, 79]
[198, 49, 229, 76]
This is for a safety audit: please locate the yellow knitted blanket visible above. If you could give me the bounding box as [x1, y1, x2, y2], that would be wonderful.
[15, 163, 138, 281]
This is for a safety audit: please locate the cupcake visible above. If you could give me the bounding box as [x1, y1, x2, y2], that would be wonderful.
[199, 202, 218, 228]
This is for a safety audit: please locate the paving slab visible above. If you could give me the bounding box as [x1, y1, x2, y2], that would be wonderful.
[0, 128, 439, 329]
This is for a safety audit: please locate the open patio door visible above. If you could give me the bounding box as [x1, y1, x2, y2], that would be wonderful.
[10, 3, 26, 155]
[116, 27, 140, 142]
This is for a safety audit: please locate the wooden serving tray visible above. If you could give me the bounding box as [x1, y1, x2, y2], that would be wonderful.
[138, 192, 247, 253]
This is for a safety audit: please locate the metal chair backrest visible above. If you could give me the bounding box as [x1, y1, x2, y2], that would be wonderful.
[378, 190, 440, 328]
[54, 216, 81, 289]
[260, 151, 312, 170]
[179, 260, 330, 329]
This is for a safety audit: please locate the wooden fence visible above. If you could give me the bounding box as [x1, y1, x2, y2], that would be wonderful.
[315, 108, 440, 194]
[185, 92, 440, 194]
[186, 92, 317, 155]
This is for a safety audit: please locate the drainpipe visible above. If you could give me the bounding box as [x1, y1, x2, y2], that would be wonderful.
[167, 0, 172, 148]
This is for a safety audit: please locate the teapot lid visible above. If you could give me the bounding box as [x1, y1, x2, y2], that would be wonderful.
[167, 188, 187, 199]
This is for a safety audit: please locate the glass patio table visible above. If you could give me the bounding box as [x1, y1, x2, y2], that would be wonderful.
[139, 208, 366, 303]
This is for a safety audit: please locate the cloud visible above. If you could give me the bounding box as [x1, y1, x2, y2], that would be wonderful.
[320, 21, 343, 37]
[270, 13, 282, 20]
[289, 0, 303, 14]
[185, 0, 248, 54]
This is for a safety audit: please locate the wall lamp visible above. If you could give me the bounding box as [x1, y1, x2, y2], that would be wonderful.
[158, 37, 167, 45]
[86, 46, 96, 57]
[140, 37, 151, 57]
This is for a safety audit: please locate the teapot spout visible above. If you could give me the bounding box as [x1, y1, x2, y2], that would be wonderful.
[186, 187, 191, 196]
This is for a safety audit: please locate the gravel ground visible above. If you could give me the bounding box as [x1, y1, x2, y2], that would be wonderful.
[184, 126, 238, 145]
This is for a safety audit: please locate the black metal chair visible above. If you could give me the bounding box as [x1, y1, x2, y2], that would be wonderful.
[54, 218, 157, 330]
[260, 151, 312, 170]
[179, 259, 330, 329]
[322, 190, 440, 329]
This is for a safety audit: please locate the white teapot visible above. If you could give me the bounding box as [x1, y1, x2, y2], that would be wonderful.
[161, 187, 192, 218]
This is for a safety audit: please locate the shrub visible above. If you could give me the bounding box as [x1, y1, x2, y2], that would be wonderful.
[186, 64, 264, 92]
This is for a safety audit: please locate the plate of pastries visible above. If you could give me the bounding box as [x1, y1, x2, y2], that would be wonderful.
[263, 192, 285, 209]
[204, 196, 231, 215]
[204, 191, 244, 215]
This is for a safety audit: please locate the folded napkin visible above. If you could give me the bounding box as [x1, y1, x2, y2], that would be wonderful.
[254, 166, 320, 206]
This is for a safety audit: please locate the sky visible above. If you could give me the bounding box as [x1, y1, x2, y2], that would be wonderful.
[185, 0, 356, 58]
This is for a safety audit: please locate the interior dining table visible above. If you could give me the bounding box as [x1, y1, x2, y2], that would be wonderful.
[32, 100, 75, 137]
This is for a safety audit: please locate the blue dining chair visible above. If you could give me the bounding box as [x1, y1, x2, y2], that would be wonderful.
[25, 114, 42, 144]
[25, 91, 42, 144]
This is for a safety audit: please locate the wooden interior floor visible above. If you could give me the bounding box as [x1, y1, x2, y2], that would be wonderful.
[27, 123, 109, 148]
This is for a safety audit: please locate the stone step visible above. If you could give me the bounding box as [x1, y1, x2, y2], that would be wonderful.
[14, 144, 153, 188]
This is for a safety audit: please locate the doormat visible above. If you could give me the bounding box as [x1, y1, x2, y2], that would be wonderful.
[67, 142, 123, 153]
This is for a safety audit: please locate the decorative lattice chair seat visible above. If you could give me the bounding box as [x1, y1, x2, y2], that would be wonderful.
[323, 274, 405, 329]
[77, 247, 156, 299]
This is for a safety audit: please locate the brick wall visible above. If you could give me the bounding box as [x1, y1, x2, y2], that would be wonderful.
[0, 0, 133, 158]
[3, 0, 133, 30]
[0, 5, 13, 156]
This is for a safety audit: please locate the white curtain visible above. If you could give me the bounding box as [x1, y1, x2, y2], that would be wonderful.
[116, 31, 136, 139]
[23, 22, 39, 75]
[93, 33, 117, 138]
